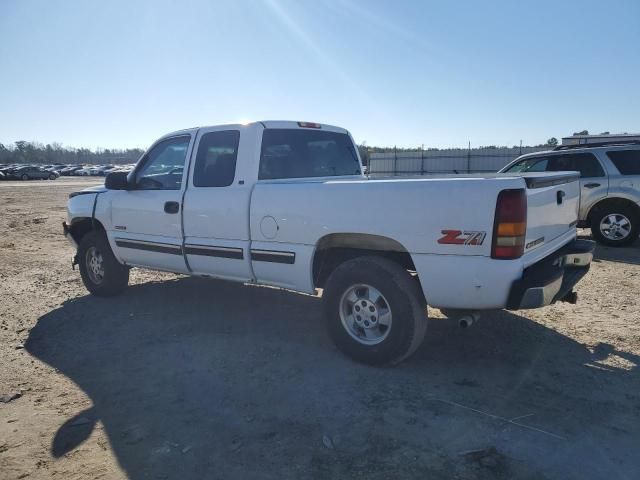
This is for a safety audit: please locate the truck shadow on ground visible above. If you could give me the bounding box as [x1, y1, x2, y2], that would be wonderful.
[26, 277, 640, 480]
[578, 232, 640, 265]
[592, 242, 640, 266]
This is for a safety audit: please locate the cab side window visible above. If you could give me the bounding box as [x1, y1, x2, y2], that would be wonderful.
[192, 130, 240, 187]
[606, 149, 640, 175]
[134, 136, 190, 190]
[546, 153, 604, 178]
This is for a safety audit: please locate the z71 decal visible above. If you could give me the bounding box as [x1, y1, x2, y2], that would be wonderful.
[438, 230, 487, 246]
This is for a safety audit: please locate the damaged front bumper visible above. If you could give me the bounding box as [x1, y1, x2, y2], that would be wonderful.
[62, 221, 78, 249]
[62, 222, 80, 269]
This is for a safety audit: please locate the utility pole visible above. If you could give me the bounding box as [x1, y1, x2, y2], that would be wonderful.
[393, 145, 397, 176]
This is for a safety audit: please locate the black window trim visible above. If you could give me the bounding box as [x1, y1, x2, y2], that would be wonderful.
[127, 134, 192, 191]
[191, 129, 241, 188]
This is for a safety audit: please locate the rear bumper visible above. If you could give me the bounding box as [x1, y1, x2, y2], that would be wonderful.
[506, 239, 595, 310]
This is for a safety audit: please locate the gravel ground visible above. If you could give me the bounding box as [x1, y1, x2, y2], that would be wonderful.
[1, 177, 639, 480]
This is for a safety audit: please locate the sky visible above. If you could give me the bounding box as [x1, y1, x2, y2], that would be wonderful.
[1, 0, 639, 150]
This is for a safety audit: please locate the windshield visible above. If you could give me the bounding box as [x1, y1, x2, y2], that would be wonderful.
[504, 157, 548, 173]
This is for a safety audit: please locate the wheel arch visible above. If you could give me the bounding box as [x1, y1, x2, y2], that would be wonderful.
[312, 233, 417, 289]
[68, 217, 106, 245]
[586, 197, 640, 225]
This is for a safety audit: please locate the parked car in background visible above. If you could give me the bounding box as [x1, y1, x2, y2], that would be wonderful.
[86, 165, 103, 176]
[0, 165, 17, 177]
[102, 166, 122, 175]
[46, 164, 68, 173]
[95, 165, 116, 176]
[61, 165, 84, 176]
[501, 141, 640, 246]
[9, 166, 59, 180]
[74, 167, 93, 176]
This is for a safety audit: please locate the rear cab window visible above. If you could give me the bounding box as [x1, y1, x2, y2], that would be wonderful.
[606, 149, 640, 175]
[259, 129, 361, 180]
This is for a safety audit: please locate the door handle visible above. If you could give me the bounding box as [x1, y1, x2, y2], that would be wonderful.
[584, 183, 601, 189]
[557, 190, 565, 205]
[164, 201, 180, 214]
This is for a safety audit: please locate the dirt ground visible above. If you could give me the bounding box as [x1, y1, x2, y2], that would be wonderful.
[1, 177, 639, 480]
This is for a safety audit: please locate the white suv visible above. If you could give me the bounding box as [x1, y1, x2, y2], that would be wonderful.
[501, 142, 640, 246]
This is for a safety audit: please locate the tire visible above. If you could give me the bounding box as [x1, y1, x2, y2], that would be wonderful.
[78, 231, 129, 296]
[590, 205, 638, 247]
[49, 173, 56, 180]
[21, 174, 28, 181]
[323, 256, 427, 366]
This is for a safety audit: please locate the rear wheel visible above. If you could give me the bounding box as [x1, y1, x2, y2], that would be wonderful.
[591, 205, 638, 247]
[78, 231, 129, 296]
[21, 174, 28, 181]
[323, 256, 427, 365]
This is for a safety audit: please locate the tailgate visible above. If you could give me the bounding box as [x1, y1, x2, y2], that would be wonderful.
[521, 172, 580, 254]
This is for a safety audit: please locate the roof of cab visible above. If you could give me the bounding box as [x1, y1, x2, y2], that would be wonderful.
[160, 121, 348, 140]
[259, 120, 348, 133]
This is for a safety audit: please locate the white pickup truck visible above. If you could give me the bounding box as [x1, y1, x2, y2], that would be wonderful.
[64, 121, 594, 365]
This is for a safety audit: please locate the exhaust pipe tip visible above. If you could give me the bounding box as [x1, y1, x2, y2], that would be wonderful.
[457, 311, 480, 329]
[459, 316, 473, 329]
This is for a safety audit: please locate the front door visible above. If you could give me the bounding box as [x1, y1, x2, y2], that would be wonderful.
[110, 134, 193, 273]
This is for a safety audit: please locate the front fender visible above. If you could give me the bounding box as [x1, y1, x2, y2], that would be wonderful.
[67, 192, 98, 224]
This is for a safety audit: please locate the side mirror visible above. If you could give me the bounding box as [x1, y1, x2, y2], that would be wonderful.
[105, 171, 131, 190]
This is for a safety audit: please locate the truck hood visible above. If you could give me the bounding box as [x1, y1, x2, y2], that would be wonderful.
[82, 184, 108, 193]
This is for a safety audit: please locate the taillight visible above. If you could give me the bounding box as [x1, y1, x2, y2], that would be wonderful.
[297, 121, 321, 129]
[491, 188, 527, 259]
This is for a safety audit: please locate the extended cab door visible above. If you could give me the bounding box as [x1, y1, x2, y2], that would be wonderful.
[181, 125, 255, 281]
[109, 134, 193, 273]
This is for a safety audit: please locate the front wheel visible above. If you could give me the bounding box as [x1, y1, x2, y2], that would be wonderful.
[323, 256, 427, 366]
[21, 174, 28, 181]
[591, 206, 638, 247]
[49, 173, 56, 180]
[78, 231, 129, 296]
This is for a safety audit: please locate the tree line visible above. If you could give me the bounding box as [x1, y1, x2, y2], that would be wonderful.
[0, 141, 144, 165]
